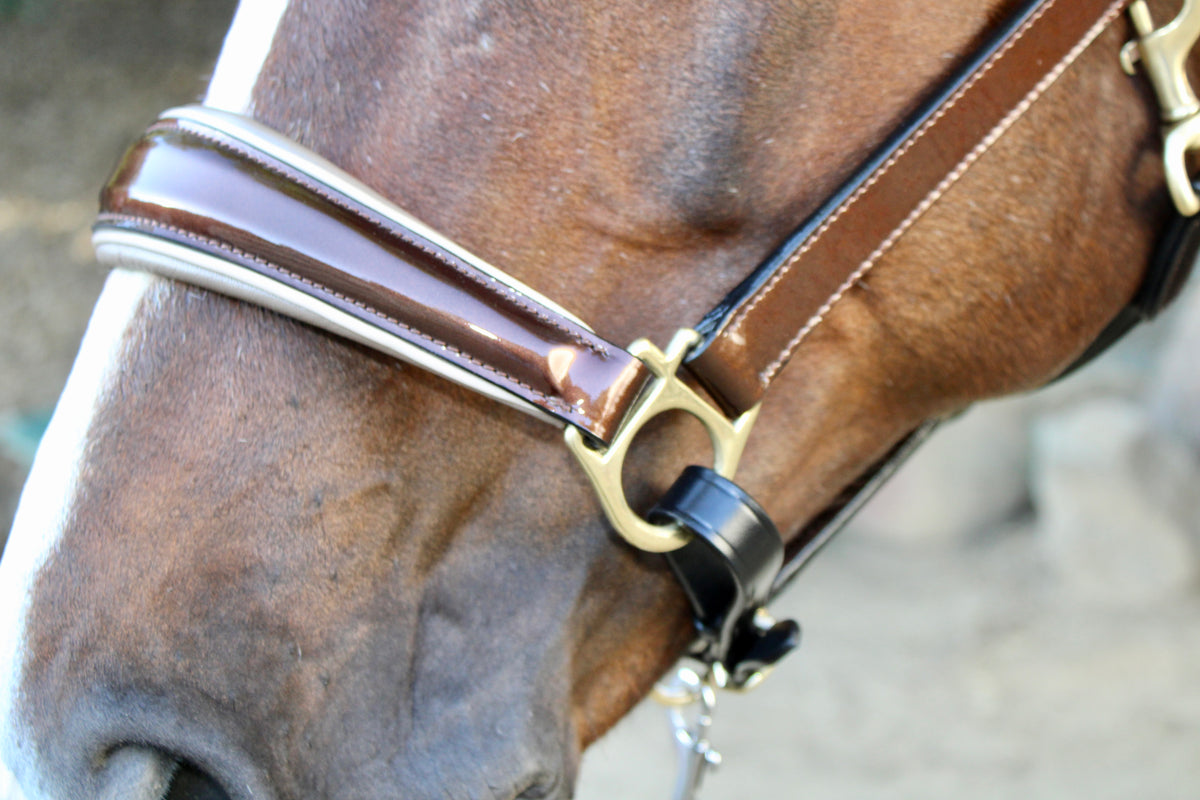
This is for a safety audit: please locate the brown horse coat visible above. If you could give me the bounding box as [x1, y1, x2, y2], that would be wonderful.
[0, 1, 1172, 798]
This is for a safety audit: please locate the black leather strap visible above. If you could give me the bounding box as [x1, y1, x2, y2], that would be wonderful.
[1058, 188, 1200, 378]
[686, 0, 1129, 415]
[658, 190, 1200, 676]
[651, 466, 800, 686]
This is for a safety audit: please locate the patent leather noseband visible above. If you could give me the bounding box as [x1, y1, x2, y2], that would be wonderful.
[94, 0, 1195, 706]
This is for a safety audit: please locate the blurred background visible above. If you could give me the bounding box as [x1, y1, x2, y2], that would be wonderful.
[1, 2, 1197, 798]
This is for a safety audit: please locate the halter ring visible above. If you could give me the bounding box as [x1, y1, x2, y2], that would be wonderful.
[564, 329, 760, 553]
[1121, 0, 1200, 216]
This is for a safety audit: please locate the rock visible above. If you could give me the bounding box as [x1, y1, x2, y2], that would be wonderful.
[1148, 283, 1200, 452]
[850, 397, 1031, 545]
[1031, 398, 1200, 605]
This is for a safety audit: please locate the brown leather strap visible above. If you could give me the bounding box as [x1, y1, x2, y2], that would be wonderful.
[97, 117, 650, 443]
[95, 0, 1130, 445]
[688, 0, 1131, 415]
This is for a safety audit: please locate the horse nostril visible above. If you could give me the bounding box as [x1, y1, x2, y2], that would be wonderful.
[514, 772, 561, 800]
[162, 762, 231, 800]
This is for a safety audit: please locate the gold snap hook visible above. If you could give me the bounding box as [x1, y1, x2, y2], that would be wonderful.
[564, 329, 760, 553]
[1122, 0, 1200, 216]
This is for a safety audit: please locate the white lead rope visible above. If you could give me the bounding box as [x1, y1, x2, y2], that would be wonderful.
[653, 666, 728, 800]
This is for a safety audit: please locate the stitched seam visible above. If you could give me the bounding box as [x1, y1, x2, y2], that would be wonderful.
[99, 212, 581, 417]
[756, 0, 1127, 389]
[725, 0, 1061, 343]
[155, 120, 607, 358]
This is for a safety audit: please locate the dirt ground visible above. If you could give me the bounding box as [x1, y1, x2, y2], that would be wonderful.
[1, 3, 1197, 799]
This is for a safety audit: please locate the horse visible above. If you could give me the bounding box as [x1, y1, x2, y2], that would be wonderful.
[0, 0, 1185, 797]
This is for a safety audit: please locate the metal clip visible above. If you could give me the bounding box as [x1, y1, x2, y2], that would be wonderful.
[653, 666, 724, 800]
[564, 329, 760, 553]
[1121, 0, 1200, 216]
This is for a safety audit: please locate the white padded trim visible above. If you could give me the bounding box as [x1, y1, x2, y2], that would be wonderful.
[92, 229, 560, 428]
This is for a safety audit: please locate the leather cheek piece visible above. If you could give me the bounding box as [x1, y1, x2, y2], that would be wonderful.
[96, 122, 651, 444]
[688, 0, 1135, 415]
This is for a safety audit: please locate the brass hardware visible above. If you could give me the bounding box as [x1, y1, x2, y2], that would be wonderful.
[1121, 0, 1200, 216]
[564, 329, 760, 553]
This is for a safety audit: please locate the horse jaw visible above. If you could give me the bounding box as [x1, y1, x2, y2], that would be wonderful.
[0, 270, 165, 800]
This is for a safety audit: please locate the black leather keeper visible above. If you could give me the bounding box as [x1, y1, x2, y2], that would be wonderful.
[651, 466, 799, 683]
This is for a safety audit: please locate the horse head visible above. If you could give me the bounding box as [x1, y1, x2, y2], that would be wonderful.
[0, 1, 1178, 798]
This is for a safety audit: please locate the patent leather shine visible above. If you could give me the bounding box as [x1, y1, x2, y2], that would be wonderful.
[97, 122, 650, 443]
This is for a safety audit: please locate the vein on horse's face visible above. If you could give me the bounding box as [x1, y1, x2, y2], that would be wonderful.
[0, 269, 163, 798]
[204, 0, 291, 114]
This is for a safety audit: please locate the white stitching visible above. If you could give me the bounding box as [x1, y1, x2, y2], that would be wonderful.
[726, 1, 1063, 348]
[753, 0, 1128, 389]
[162, 120, 610, 358]
[97, 213, 584, 418]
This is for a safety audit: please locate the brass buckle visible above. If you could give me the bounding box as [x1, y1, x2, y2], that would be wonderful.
[1121, 0, 1200, 216]
[564, 329, 760, 553]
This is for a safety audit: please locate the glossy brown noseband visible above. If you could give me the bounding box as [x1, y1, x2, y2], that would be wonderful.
[92, 0, 1194, 755]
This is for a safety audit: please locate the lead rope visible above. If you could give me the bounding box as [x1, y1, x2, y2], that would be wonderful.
[653, 666, 724, 800]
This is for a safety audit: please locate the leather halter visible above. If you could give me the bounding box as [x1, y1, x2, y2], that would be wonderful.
[94, 0, 1193, 692]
